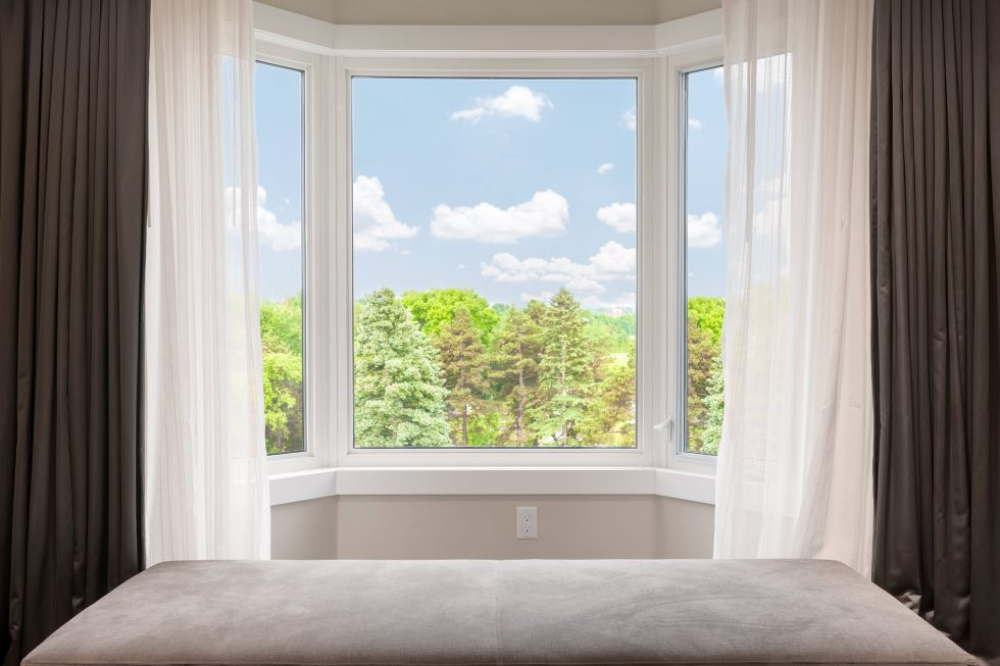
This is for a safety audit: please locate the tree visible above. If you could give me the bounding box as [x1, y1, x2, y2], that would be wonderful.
[491, 307, 542, 446]
[401, 289, 499, 342]
[354, 288, 451, 447]
[700, 354, 725, 454]
[686, 318, 716, 452]
[580, 346, 635, 447]
[687, 296, 725, 344]
[437, 307, 490, 446]
[530, 289, 592, 446]
[260, 294, 304, 454]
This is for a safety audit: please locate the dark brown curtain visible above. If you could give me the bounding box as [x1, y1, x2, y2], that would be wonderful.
[870, 0, 1000, 664]
[0, 1, 150, 664]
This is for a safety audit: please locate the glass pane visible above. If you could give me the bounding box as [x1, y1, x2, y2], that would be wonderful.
[255, 61, 305, 455]
[685, 66, 726, 455]
[351, 77, 638, 448]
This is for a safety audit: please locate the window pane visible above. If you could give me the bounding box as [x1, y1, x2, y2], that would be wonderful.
[685, 66, 726, 455]
[351, 77, 637, 449]
[255, 61, 305, 455]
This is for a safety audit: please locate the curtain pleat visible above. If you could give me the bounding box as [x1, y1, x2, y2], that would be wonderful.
[871, 1, 1000, 663]
[144, 0, 270, 564]
[0, 1, 150, 664]
[714, 0, 875, 573]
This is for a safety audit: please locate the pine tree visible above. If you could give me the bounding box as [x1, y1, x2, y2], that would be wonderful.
[436, 307, 490, 446]
[580, 345, 636, 447]
[701, 354, 725, 454]
[353, 289, 451, 447]
[530, 289, 592, 446]
[491, 307, 542, 446]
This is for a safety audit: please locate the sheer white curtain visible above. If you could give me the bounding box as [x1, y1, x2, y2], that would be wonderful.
[714, 0, 874, 573]
[145, 0, 270, 563]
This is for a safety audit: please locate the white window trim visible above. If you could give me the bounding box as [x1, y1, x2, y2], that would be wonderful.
[665, 46, 726, 476]
[254, 4, 723, 493]
[333, 56, 658, 469]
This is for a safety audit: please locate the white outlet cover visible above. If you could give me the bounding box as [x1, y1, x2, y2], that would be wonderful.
[516, 506, 537, 539]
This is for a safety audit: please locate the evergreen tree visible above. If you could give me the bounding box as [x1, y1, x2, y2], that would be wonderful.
[530, 289, 592, 446]
[437, 307, 490, 446]
[491, 307, 542, 446]
[580, 346, 636, 447]
[701, 354, 725, 454]
[353, 289, 450, 447]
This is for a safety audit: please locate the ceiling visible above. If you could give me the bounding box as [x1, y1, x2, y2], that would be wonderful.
[256, 0, 722, 26]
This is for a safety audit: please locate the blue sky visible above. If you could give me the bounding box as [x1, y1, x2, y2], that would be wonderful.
[254, 66, 727, 307]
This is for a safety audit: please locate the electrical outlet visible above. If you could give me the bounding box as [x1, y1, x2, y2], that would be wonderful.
[516, 506, 537, 539]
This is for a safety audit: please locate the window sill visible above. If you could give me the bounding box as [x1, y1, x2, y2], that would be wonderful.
[269, 466, 715, 507]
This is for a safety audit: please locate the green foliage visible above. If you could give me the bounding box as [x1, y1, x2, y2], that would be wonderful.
[260, 294, 304, 454]
[436, 307, 491, 446]
[529, 289, 594, 446]
[583, 311, 636, 353]
[491, 307, 543, 446]
[700, 355, 725, 455]
[354, 289, 451, 447]
[686, 296, 725, 454]
[260, 287, 647, 453]
[402, 289, 500, 342]
[688, 296, 725, 344]
[259, 288, 721, 454]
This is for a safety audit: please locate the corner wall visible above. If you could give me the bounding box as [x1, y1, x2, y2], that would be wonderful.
[271, 494, 713, 560]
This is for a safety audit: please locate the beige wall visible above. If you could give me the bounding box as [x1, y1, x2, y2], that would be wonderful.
[271, 495, 713, 560]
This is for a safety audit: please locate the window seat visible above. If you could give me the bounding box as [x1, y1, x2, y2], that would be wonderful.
[23, 559, 973, 666]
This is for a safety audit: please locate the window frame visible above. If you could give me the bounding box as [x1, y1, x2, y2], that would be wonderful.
[253, 16, 725, 477]
[335, 57, 659, 468]
[666, 47, 724, 474]
[255, 42, 337, 474]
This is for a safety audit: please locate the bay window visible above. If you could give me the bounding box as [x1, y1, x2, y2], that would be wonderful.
[253, 12, 725, 483]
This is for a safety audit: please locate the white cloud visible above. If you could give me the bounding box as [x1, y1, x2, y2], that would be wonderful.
[353, 175, 418, 252]
[580, 291, 636, 311]
[714, 67, 724, 84]
[688, 118, 703, 130]
[225, 186, 301, 252]
[450, 85, 552, 123]
[481, 241, 635, 294]
[430, 190, 568, 243]
[687, 212, 722, 248]
[597, 162, 615, 176]
[620, 107, 636, 131]
[596, 202, 636, 233]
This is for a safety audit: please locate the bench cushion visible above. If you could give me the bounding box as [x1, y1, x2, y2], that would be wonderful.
[23, 559, 976, 666]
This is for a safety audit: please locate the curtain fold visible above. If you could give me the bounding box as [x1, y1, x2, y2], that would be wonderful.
[870, 1, 1000, 663]
[0, 0, 150, 663]
[145, 0, 270, 563]
[714, 0, 875, 573]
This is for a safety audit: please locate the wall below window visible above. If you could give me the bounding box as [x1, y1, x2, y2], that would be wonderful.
[271, 495, 713, 559]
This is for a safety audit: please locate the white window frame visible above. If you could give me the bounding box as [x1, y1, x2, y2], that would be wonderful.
[254, 4, 723, 488]
[334, 57, 659, 468]
[665, 46, 725, 475]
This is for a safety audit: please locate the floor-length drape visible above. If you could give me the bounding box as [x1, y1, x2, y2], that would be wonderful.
[714, 0, 875, 573]
[870, 1, 1000, 662]
[0, 1, 150, 663]
[145, 0, 270, 563]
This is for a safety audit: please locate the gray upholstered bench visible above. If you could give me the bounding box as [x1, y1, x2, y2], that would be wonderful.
[24, 559, 975, 666]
